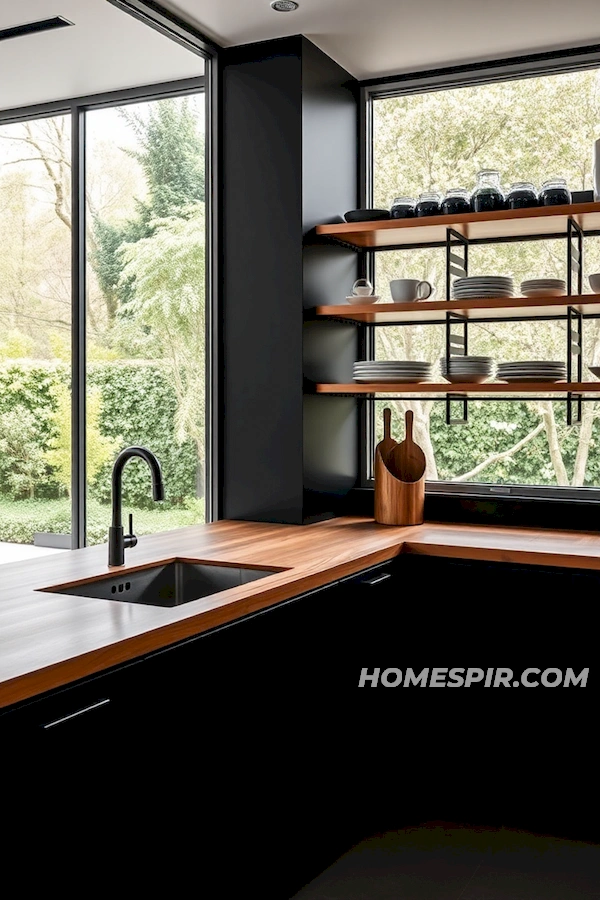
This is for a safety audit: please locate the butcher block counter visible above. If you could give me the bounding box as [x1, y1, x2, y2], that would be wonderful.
[2, 516, 600, 709]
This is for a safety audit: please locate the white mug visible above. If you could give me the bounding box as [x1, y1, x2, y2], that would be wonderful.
[390, 279, 433, 302]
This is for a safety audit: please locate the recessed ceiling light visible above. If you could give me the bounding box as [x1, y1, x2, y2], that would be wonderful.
[270, 1, 299, 11]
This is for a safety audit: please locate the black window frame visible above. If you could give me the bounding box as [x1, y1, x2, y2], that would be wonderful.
[359, 42, 600, 519]
[0, 1, 218, 548]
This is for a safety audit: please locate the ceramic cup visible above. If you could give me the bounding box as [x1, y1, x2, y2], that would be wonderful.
[390, 279, 433, 302]
[589, 273, 600, 294]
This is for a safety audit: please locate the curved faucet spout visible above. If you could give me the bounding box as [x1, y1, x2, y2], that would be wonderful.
[109, 446, 164, 566]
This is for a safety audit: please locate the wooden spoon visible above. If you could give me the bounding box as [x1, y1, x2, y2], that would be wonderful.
[387, 410, 426, 483]
[375, 408, 397, 461]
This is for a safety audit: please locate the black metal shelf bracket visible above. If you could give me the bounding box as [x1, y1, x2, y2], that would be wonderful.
[446, 393, 469, 425]
[446, 227, 469, 301]
[566, 217, 584, 426]
[567, 218, 584, 297]
[567, 306, 584, 425]
[445, 310, 469, 424]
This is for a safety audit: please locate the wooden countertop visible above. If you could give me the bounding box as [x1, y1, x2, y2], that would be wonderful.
[3, 516, 600, 709]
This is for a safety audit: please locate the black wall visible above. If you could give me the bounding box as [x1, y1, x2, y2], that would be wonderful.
[220, 36, 359, 524]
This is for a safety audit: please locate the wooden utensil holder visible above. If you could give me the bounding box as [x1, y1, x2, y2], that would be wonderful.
[374, 446, 425, 526]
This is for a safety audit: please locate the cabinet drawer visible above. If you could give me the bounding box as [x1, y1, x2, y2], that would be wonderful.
[0, 658, 148, 744]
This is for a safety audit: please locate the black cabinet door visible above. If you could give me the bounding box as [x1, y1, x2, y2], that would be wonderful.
[0, 657, 149, 747]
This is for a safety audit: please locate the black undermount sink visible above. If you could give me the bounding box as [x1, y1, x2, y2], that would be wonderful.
[41, 560, 284, 608]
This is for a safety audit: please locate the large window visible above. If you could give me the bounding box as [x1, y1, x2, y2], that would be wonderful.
[369, 65, 600, 497]
[85, 94, 206, 545]
[0, 115, 72, 557]
[0, 83, 209, 560]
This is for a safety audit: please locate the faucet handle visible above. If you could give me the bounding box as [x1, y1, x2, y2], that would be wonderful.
[124, 512, 138, 550]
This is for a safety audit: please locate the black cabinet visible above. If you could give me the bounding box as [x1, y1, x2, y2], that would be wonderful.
[0, 561, 393, 897]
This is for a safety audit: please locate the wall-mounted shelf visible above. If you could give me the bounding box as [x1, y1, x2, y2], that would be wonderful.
[315, 201, 600, 250]
[313, 204, 594, 425]
[314, 382, 600, 395]
[314, 294, 600, 324]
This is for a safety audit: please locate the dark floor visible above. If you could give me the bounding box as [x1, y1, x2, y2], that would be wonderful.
[291, 822, 600, 899]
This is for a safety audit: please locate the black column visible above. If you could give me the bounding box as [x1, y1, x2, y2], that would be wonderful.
[221, 36, 358, 523]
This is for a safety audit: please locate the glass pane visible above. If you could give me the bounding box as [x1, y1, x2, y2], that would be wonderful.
[372, 68, 600, 493]
[85, 94, 206, 546]
[0, 115, 71, 563]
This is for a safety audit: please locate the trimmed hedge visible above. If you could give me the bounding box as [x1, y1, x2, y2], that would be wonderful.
[0, 361, 201, 508]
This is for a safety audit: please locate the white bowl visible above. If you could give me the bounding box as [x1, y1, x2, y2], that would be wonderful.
[589, 273, 600, 294]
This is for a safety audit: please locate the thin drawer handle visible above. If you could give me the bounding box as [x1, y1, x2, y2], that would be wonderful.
[42, 698, 111, 729]
[361, 573, 392, 586]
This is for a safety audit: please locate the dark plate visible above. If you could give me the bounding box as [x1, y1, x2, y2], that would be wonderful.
[344, 208, 391, 223]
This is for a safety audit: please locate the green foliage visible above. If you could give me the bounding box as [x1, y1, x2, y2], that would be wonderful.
[0, 361, 200, 508]
[118, 204, 205, 448]
[0, 407, 49, 499]
[44, 382, 120, 494]
[91, 97, 205, 321]
[0, 498, 204, 545]
[372, 69, 600, 488]
[122, 98, 205, 217]
[0, 330, 35, 359]
[88, 361, 200, 507]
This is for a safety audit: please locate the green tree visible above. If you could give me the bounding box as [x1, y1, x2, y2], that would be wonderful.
[373, 69, 600, 487]
[45, 382, 119, 495]
[0, 406, 49, 499]
[91, 97, 205, 323]
[118, 203, 206, 473]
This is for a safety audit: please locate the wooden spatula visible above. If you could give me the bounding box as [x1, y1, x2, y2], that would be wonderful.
[375, 408, 397, 461]
[387, 410, 426, 483]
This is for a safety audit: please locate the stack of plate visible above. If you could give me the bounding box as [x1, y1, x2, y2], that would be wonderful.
[440, 356, 494, 384]
[352, 360, 433, 384]
[520, 278, 567, 297]
[496, 361, 567, 383]
[451, 276, 515, 299]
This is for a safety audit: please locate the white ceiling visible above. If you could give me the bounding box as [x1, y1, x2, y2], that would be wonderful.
[0, 0, 204, 112]
[160, 0, 600, 80]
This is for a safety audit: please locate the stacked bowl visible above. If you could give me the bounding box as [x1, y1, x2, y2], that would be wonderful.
[440, 356, 494, 384]
[520, 278, 566, 297]
[353, 360, 433, 384]
[496, 361, 566, 383]
[451, 276, 515, 299]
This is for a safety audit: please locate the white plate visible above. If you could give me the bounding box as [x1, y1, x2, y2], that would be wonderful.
[521, 282, 566, 287]
[353, 376, 433, 383]
[353, 364, 431, 370]
[454, 277, 513, 283]
[498, 375, 566, 383]
[497, 361, 564, 367]
[354, 371, 432, 377]
[452, 291, 515, 297]
[345, 295, 381, 305]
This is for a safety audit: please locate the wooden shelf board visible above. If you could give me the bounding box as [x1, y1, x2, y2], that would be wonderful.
[314, 294, 600, 324]
[315, 382, 600, 394]
[315, 202, 600, 249]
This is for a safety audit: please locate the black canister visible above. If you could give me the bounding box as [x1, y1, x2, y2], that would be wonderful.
[539, 178, 571, 206]
[472, 170, 505, 213]
[506, 182, 538, 209]
[441, 188, 471, 215]
[415, 192, 442, 217]
[390, 196, 416, 219]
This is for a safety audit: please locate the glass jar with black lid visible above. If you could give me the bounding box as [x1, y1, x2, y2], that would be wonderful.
[415, 192, 443, 217]
[506, 182, 538, 209]
[441, 188, 471, 215]
[390, 196, 416, 219]
[539, 178, 571, 206]
[471, 170, 505, 213]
